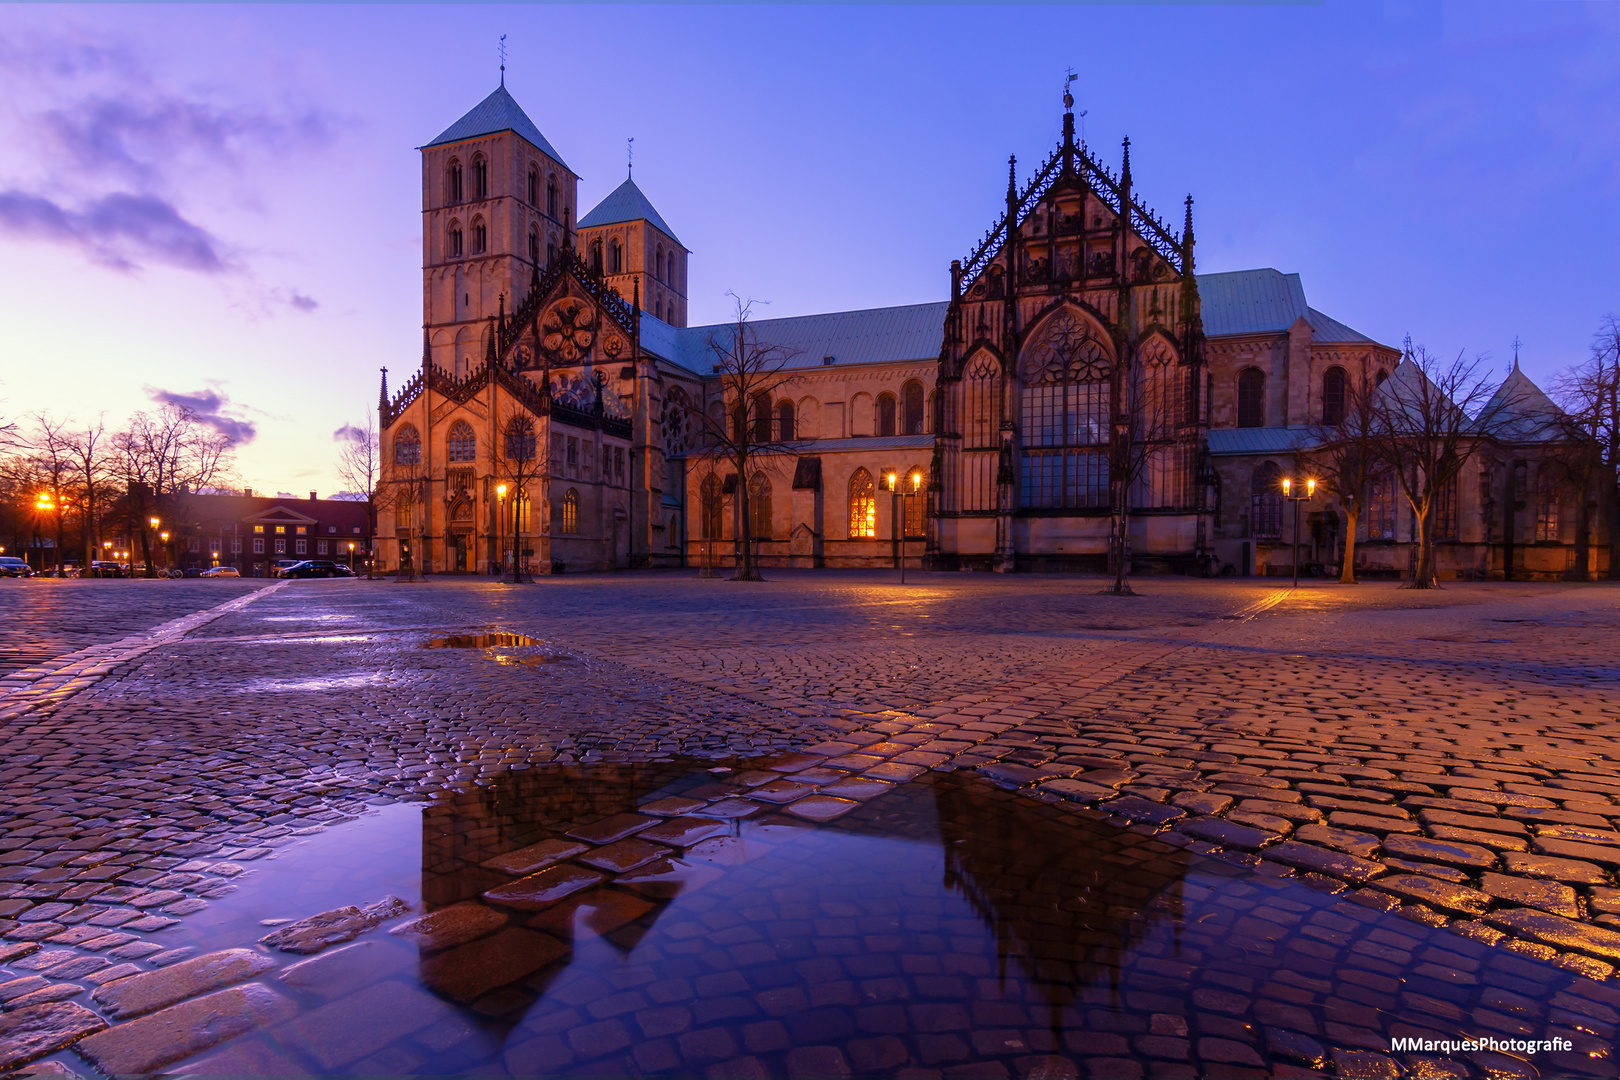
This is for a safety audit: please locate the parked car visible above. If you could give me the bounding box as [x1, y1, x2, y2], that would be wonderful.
[0, 557, 33, 578]
[281, 560, 344, 579]
[89, 561, 125, 578]
[272, 559, 302, 577]
[331, 564, 356, 577]
[201, 566, 240, 578]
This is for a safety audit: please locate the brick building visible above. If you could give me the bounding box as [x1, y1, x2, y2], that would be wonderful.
[155, 491, 371, 577]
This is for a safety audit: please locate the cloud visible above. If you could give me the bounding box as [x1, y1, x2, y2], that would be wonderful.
[333, 423, 368, 445]
[147, 386, 258, 443]
[0, 189, 228, 273]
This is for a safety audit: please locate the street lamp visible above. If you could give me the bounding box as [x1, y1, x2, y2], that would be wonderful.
[347, 542, 355, 572]
[496, 484, 508, 579]
[1281, 477, 1317, 588]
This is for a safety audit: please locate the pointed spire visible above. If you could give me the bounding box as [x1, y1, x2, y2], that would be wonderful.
[498, 293, 506, 338]
[379, 367, 390, 411]
[1512, 334, 1523, 371]
[563, 207, 572, 251]
[421, 328, 431, 371]
[1120, 136, 1132, 190]
[632, 275, 641, 325]
[485, 316, 497, 365]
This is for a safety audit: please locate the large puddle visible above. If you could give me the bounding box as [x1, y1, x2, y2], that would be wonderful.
[33, 761, 1619, 1077]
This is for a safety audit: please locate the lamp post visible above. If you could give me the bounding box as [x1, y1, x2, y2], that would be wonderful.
[347, 542, 356, 572]
[496, 484, 508, 579]
[1281, 476, 1317, 588]
[146, 517, 160, 579]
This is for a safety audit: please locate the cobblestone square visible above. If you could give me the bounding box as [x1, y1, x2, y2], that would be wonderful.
[2, 573, 1619, 1077]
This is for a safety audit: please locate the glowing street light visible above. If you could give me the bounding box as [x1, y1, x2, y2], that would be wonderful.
[1280, 477, 1318, 588]
[496, 484, 508, 579]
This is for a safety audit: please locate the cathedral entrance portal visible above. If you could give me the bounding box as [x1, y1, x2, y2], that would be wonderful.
[449, 532, 469, 573]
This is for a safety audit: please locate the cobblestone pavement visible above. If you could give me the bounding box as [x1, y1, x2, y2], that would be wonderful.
[2, 572, 1619, 1076]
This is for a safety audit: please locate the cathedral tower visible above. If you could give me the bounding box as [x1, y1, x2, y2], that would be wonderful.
[578, 176, 689, 327]
[420, 85, 578, 376]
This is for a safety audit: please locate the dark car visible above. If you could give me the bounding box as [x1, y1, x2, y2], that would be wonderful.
[331, 564, 356, 577]
[281, 560, 343, 579]
[0, 557, 33, 578]
[89, 561, 125, 579]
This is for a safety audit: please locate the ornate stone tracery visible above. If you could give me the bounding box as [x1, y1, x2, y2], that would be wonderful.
[1021, 311, 1112, 386]
[542, 298, 596, 362]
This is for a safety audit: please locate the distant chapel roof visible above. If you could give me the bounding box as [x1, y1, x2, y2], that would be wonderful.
[1484, 364, 1564, 442]
[579, 177, 683, 246]
[423, 85, 568, 169]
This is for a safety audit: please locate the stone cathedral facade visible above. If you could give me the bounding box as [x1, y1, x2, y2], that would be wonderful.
[377, 85, 1596, 581]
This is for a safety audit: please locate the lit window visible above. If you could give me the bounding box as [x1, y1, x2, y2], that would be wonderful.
[295, 526, 306, 535]
[254, 525, 264, 534]
[276, 526, 286, 535]
[562, 489, 579, 535]
[849, 468, 875, 538]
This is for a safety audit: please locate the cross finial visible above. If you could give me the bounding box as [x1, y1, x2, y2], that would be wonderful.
[628, 136, 634, 179]
[1511, 334, 1523, 371]
[499, 35, 507, 86]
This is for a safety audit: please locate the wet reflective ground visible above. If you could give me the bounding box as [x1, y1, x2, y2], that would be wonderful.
[57, 759, 1615, 1079]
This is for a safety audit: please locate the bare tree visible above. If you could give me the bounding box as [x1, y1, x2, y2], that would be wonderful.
[1103, 342, 1182, 596]
[488, 399, 544, 583]
[1554, 314, 1620, 581]
[113, 404, 237, 577]
[336, 417, 382, 579]
[686, 298, 800, 582]
[1308, 370, 1382, 584]
[64, 418, 113, 574]
[1373, 345, 1514, 589]
[25, 414, 76, 574]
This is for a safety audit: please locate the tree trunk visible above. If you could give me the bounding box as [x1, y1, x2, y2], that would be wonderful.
[140, 523, 155, 578]
[1405, 505, 1439, 589]
[1607, 477, 1620, 581]
[733, 475, 762, 581]
[1339, 509, 1360, 584]
[1571, 489, 1592, 582]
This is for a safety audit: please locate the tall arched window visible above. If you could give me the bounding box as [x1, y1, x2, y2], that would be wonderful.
[394, 425, 421, 466]
[656, 246, 665, 282]
[447, 421, 476, 462]
[1019, 312, 1112, 510]
[529, 229, 540, 267]
[1237, 368, 1265, 428]
[447, 160, 463, 203]
[1322, 366, 1348, 426]
[504, 416, 536, 462]
[903, 465, 925, 536]
[546, 176, 558, 218]
[655, 299, 663, 321]
[1366, 471, 1395, 540]
[561, 489, 579, 535]
[546, 242, 556, 268]
[748, 473, 772, 539]
[902, 380, 925, 435]
[776, 399, 795, 441]
[701, 475, 723, 539]
[1250, 461, 1283, 540]
[876, 394, 897, 437]
[849, 468, 876, 538]
[1536, 471, 1560, 541]
[609, 239, 622, 274]
[471, 155, 488, 200]
[591, 240, 603, 273]
[752, 394, 772, 442]
[448, 221, 463, 258]
[471, 217, 487, 255]
[527, 166, 538, 206]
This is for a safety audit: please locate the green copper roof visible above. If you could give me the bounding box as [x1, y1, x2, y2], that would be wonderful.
[424, 86, 568, 170]
[579, 177, 682, 246]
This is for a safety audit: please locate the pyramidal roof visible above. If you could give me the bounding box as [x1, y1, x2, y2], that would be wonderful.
[579, 176, 682, 246]
[423, 85, 568, 169]
[1485, 364, 1564, 441]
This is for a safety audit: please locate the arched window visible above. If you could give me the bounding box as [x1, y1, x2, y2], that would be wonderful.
[528, 228, 540, 267]
[546, 241, 556, 268]
[752, 393, 771, 442]
[1237, 368, 1265, 428]
[447, 160, 463, 203]
[471, 155, 488, 200]
[448, 221, 463, 258]
[903, 464, 925, 536]
[547, 176, 558, 218]
[656, 246, 665, 282]
[876, 394, 897, 437]
[1536, 471, 1560, 541]
[1322, 367, 1348, 426]
[1375, 368, 1389, 386]
[1366, 471, 1395, 540]
[447, 421, 476, 463]
[776, 399, 795, 441]
[591, 240, 603, 273]
[504, 416, 536, 462]
[561, 489, 579, 535]
[748, 473, 772, 539]
[394, 425, 421, 466]
[471, 217, 487, 255]
[849, 468, 876, 538]
[902, 381, 925, 435]
[701, 475, 722, 539]
[609, 239, 622, 274]
[1250, 461, 1283, 540]
[1019, 312, 1112, 510]
[527, 166, 538, 206]
[655, 299, 663, 321]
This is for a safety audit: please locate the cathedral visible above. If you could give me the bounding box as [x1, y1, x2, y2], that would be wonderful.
[377, 84, 1599, 581]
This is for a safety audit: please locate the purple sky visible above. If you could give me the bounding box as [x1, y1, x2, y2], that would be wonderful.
[1, 3, 1615, 495]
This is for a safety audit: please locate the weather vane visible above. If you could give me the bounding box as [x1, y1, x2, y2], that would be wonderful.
[627, 136, 634, 178]
[1063, 68, 1077, 111]
[499, 35, 507, 86]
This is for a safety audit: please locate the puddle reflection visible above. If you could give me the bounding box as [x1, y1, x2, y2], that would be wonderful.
[425, 632, 542, 649]
[156, 763, 1615, 1078]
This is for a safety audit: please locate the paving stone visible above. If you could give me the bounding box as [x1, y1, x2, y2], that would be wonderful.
[613, 858, 724, 901]
[1381, 835, 1497, 870]
[1105, 797, 1185, 827]
[480, 839, 589, 876]
[279, 978, 455, 1069]
[818, 777, 895, 801]
[1037, 780, 1115, 804]
[636, 817, 730, 849]
[1500, 852, 1610, 886]
[746, 781, 818, 805]
[578, 839, 671, 873]
[91, 947, 275, 1019]
[1177, 817, 1278, 851]
[418, 927, 570, 1003]
[389, 901, 508, 951]
[1372, 874, 1490, 917]
[1292, 824, 1381, 859]
[73, 983, 295, 1074]
[785, 796, 861, 822]
[0, 978, 50, 1004]
[256, 896, 407, 955]
[0, 1002, 106, 1071]
[1478, 873, 1578, 918]
[483, 865, 604, 910]
[1485, 909, 1620, 964]
[1262, 841, 1385, 885]
[1535, 838, 1620, 869]
[702, 799, 763, 819]
[279, 940, 413, 998]
[566, 814, 659, 845]
[639, 797, 711, 817]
